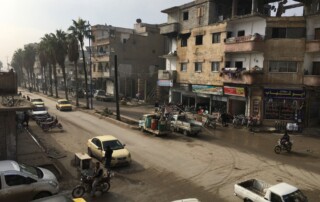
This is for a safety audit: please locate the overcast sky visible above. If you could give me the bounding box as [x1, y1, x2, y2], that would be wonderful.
[0, 0, 302, 70]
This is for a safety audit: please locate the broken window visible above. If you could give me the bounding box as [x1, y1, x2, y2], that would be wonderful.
[180, 33, 190, 47]
[195, 35, 203, 45]
[195, 62, 202, 72]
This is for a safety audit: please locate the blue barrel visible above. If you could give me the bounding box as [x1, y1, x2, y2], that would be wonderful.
[158, 121, 166, 131]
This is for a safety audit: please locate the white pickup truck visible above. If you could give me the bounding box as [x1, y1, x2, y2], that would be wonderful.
[234, 179, 308, 202]
[170, 114, 202, 136]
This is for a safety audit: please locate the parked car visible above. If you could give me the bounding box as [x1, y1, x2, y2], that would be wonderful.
[56, 99, 72, 111]
[31, 194, 86, 202]
[94, 90, 114, 102]
[30, 98, 45, 107]
[87, 135, 131, 167]
[28, 106, 48, 119]
[0, 160, 59, 202]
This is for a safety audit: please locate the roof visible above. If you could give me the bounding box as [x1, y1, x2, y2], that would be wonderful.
[269, 182, 298, 196]
[94, 135, 118, 141]
[57, 99, 69, 102]
[0, 160, 20, 172]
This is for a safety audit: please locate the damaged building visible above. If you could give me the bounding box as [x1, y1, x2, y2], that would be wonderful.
[159, 0, 320, 126]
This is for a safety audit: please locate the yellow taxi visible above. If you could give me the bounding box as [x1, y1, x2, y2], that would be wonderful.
[87, 135, 131, 167]
[56, 99, 72, 111]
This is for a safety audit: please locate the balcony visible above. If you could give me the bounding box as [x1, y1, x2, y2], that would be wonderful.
[160, 23, 179, 36]
[220, 67, 264, 85]
[158, 70, 177, 81]
[0, 71, 17, 95]
[92, 71, 110, 78]
[225, 34, 265, 53]
[303, 75, 320, 86]
[161, 51, 177, 59]
[306, 40, 320, 53]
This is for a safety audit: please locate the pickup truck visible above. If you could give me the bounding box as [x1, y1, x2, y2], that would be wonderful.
[170, 114, 202, 136]
[139, 114, 171, 136]
[234, 179, 308, 202]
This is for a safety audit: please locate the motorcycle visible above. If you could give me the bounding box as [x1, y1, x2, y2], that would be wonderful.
[36, 115, 54, 126]
[274, 139, 293, 154]
[41, 116, 63, 132]
[72, 169, 112, 198]
[204, 115, 216, 129]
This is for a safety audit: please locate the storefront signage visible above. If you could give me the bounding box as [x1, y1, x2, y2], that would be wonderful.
[223, 86, 246, 97]
[192, 85, 223, 95]
[157, 80, 173, 87]
[264, 89, 305, 99]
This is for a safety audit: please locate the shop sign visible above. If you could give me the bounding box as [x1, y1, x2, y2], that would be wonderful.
[192, 85, 223, 95]
[157, 80, 173, 87]
[264, 89, 305, 99]
[223, 86, 246, 97]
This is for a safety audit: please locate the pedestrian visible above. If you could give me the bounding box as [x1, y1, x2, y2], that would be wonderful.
[23, 111, 29, 127]
[136, 92, 140, 100]
[104, 145, 113, 170]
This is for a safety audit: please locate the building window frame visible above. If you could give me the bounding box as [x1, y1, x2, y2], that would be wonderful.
[195, 62, 202, 72]
[195, 35, 203, 45]
[212, 33, 221, 43]
[183, 11, 189, 21]
[211, 62, 220, 72]
[181, 38, 188, 47]
[181, 63, 187, 72]
[269, 61, 298, 73]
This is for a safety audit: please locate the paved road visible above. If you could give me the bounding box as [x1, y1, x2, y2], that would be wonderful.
[22, 89, 320, 202]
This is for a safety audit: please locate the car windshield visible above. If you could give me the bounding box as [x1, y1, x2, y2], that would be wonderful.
[102, 140, 124, 150]
[59, 100, 70, 104]
[33, 107, 46, 111]
[283, 190, 308, 202]
[19, 163, 43, 178]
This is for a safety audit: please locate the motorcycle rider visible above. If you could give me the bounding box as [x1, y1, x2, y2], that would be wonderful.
[280, 131, 290, 147]
[91, 162, 103, 197]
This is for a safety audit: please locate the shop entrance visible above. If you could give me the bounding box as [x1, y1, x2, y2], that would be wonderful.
[229, 99, 246, 115]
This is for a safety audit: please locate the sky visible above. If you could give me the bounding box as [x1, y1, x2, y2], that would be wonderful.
[0, 0, 302, 71]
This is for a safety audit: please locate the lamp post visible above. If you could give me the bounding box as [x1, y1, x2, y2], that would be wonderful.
[88, 22, 93, 109]
[114, 54, 120, 121]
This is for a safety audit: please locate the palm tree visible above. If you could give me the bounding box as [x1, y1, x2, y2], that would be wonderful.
[11, 49, 24, 87]
[55, 29, 69, 100]
[68, 34, 80, 106]
[23, 45, 36, 90]
[68, 18, 91, 109]
[38, 41, 48, 94]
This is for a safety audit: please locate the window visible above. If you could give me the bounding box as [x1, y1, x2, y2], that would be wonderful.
[238, 30, 245, 37]
[225, 61, 231, 67]
[269, 61, 297, 73]
[315, 28, 320, 40]
[181, 63, 187, 72]
[272, 28, 287, 38]
[270, 193, 282, 202]
[212, 33, 221, 43]
[271, 27, 305, 38]
[197, 7, 204, 17]
[211, 62, 220, 72]
[123, 39, 127, 43]
[195, 35, 203, 45]
[183, 11, 189, 20]
[181, 37, 188, 47]
[313, 62, 320, 75]
[235, 61, 243, 70]
[5, 175, 30, 186]
[195, 62, 202, 72]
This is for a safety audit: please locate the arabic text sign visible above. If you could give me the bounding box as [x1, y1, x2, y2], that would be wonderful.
[157, 80, 173, 87]
[224, 86, 245, 97]
[264, 89, 305, 99]
[192, 85, 223, 95]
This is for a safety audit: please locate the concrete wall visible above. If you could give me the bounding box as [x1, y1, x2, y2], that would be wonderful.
[0, 111, 17, 160]
[227, 17, 266, 36]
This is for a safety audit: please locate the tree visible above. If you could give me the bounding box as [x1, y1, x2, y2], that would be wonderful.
[38, 41, 48, 94]
[68, 18, 91, 109]
[68, 34, 80, 106]
[0, 60, 3, 71]
[55, 29, 69, 100]
[11, 49, 24, 87]
[23, 45, 36, 90]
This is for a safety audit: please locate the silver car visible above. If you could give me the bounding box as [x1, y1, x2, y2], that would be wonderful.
[0, 160, 59, 202]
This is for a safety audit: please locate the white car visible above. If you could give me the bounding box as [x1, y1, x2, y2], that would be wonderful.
[0, 160, 59, 202]
[28, 106, 48, 118]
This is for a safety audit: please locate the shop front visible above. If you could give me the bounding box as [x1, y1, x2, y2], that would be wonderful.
[224, 85, 247, 116]
[263, 88, 306, 122]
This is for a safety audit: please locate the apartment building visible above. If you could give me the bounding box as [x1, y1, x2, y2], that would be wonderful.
[91, 20, 165, 100]
[160, 0, 320, 126]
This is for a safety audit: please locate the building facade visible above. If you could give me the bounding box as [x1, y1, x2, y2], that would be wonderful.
[160, 0, 320, 126]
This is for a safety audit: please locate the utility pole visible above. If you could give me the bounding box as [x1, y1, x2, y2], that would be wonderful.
[114, 55, 120, 121]
[88, 22, 93, 109]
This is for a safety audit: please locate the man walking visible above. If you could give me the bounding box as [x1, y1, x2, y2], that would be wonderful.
[104, 146, 113, 170]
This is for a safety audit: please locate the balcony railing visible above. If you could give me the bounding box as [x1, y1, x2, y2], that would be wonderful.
[225, 34, 265, 53]
[160, 23, 179, 35]
[303, 74, 320, 86]
[158, 70, 177, 80]
[306, 36, 320, 52]
[219, 67, 264, 84]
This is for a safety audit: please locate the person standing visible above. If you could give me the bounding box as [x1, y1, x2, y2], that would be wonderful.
[104, 146, 113, 170]
[91, 162, 103, 197]
[23, 112, 29, 127]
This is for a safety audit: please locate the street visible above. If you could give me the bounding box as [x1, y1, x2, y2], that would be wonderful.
[23, 91, 320, 202]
